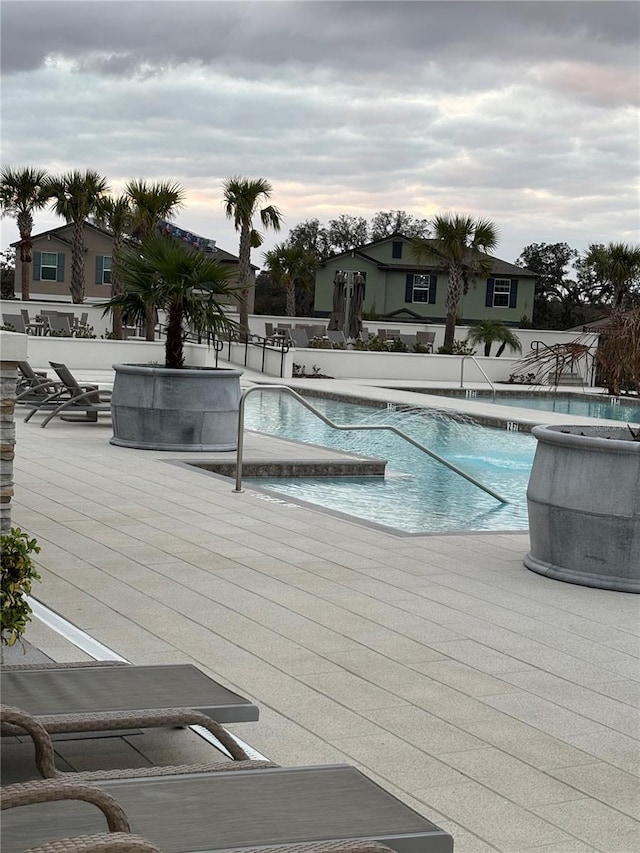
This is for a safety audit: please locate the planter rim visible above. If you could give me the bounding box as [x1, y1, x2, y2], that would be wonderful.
[112, 363, 243, 377]
[531, 423, 640, 453]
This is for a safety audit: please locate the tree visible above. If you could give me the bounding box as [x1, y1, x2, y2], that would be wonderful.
[253, 270, 286, 315]
[125, 179, 186, 340]
[466, 319, 522, 357]
[369, 210, 430, 241]
[516, 242, 582, 328]
[584, 242, 640, 310]
[48, 169, 110, 303]
[102, 235, 238, 369]
[263, 242, 319, 317]
[326, 214, 369, 254]
[222, 176, 282, 338]
[0, 166, 50, 301]
[1, 249, 16, 299]
[94, 195, 133, 339]
[412, 213, 499, 352]
[287, 218, 332, 258]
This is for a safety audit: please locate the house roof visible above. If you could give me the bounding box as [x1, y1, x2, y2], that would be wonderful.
[12, 220, 250, 267]
[321, 233, 537, 277]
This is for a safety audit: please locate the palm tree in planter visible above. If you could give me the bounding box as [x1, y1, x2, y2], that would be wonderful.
[466, 319, 522, 357]
[0, 166, 51, 301]
[101, 235, 244, 452]
[263, 242, 319, 317]
[222, 176, 283, 339]
[412, 214, 499, 352]
[48, 169, 110, 303]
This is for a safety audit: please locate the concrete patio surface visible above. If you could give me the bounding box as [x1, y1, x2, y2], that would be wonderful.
[3, 368, 639, 853]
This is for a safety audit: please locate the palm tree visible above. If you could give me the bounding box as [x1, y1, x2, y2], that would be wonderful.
[48, 169, 110, 303]
[466, 319, 522, 357]
[101, 235, 238, 369]
[222, 176, 282, 337]
[412, 214, 499, 352]
[94, 195, 134, 339]
[125, 179, 186, 340]
[263, 242, 318, 317]
[585, 242, 640, 309]
[0, 166, 51, 301]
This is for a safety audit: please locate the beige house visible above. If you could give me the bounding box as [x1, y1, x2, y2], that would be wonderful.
[11, 221, 254, 309]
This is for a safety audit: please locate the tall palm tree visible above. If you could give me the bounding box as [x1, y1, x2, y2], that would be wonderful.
[125, 179, 186, 340]
[48, 169, 110, 303]
[222, 176, 282, 337]
[466, 319, 522, 357]
[102, 235, 238, 369]
[412, 214, 499, 352]
[0, 166, 51, 301]
[94, 195, 134, 339]
[263, 242, 318, 317]
[585, 242, 640, 309]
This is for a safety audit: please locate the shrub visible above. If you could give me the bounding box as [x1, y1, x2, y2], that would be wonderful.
[1, 527, 41, 650]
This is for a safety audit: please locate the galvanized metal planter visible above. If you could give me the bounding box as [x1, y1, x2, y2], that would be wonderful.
[110, 363, 243, 451]
[525, 424, 640, 593]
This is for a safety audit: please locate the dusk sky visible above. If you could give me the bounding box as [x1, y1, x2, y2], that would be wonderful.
[1, 0, 639, 268]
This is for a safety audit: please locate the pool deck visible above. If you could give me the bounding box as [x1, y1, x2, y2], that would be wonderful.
[4, 367, 640, 853]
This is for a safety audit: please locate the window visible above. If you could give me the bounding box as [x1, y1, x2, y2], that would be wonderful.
[492, 278, 512, 307]
[102, 256, 112, 285]
[412, 274, 430, 302]
[40, 252, 58, 281]
[392, 241, 403, 259]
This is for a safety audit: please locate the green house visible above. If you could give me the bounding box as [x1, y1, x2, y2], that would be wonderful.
[313, 234, 536, 326]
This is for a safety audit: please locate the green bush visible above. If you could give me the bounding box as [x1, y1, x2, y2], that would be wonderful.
[1, 527, 41, 649]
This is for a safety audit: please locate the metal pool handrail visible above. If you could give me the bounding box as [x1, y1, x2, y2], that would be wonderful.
[235, 385, 508, 504]
[459, 356, 497, 394]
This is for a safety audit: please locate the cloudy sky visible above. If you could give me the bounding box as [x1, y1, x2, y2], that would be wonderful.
[1, 0, 639, 267]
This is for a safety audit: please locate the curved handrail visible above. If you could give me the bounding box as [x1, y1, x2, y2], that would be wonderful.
[459, 356, 496, 394]
[235, 385, 508, 504]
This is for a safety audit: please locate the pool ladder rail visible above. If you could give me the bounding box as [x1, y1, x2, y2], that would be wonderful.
[235, 385, 509, 504]
[459, 356, 496, 395]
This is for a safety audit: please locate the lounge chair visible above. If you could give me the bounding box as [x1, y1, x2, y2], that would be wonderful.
[0, 662, 260, 729]
[15, 361, 59, 398]
[23, 362, 112, 428]
[1, 704, 275, 783]
[1, 765, 454, 853]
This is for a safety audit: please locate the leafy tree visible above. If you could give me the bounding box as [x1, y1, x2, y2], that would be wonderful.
[369, 210, 430, 241]
[287, 218, 332, 259]
[516, 242, 580, 328]
[466, 319, 522, 357]
[94, 195, 133, 339]
[412, 213, 499, 352]
[326, 214, 369, 254]
[48, 169, 110, 303]
[0, 166, 51, 301]
[1, 249, 16, 299]
[584, 242, 640, 309]
[253, 270, 286, 316]
[101, 235, 238, 369]
[222, 176, 282, 338]
[125, 179, 186, 340]
[263, 242, 318, 317]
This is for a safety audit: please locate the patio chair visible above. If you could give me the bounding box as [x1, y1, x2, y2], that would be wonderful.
[1, 765, 454, 853]
[416, 331, 435, 352]
[327, 330, 347, 347]
[1, 704, 275, 783]
[16, 361, 53, 393]
[48, 314, 75, 336]
[2, 313, 27, 333]
[23, 362, 112, 428]
[290, 328, 310, 348]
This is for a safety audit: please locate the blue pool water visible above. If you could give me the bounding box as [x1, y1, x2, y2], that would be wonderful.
[243, 394, 536, 534]
[428, 392, 640, 424]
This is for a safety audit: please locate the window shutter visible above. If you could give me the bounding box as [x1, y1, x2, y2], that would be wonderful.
[56, 254, 65, 282]
[429, 274, 437, 304]
[405, 273, 413, 303]
[509, 278, 518, 308]
[95, 256, 104, 285]
[485, 278, 495, 307]
[33, 251, 41, 281]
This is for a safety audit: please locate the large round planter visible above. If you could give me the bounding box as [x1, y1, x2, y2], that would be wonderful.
[525, 424, 640, 592]
[110, 363, 243, 451]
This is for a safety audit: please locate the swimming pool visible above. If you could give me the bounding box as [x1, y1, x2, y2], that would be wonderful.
[419, 391, 640, 424]
[243, 393, 535, 534]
